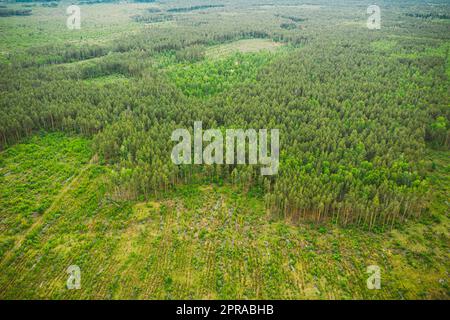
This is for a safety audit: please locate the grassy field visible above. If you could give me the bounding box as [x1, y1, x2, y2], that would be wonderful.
[205, 39, 284, 59]
[0, 133, 448, 299]
[0, 133, 91, 239]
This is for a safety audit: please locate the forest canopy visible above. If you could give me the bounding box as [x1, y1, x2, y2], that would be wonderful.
[0, 0, 448, 230]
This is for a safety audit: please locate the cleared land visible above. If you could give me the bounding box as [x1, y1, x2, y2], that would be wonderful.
[0, 134, 448, 299]
[205, 39, 284, 58]
[0, 3, 145, 61]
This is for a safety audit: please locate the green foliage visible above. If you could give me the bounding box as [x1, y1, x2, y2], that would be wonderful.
[175, 45, 205, 63]
[280, 23, 297, 30]
[0, 133, 91, 237]
[166, 51, 277, 97]
[0, 141, 447, 299]
[1, 1, 447, 229]
[0, 0, 449, 299]
[429, 116, 449, 147]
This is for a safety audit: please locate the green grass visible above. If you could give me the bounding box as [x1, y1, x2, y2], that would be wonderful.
[0, 134, 448, 299]
[164, 50, 285, 98]
[205, 39, 283, 59]
[370, 40, 398, 52]
[0, 133, 91, 240]
[152, 40, 293, 98]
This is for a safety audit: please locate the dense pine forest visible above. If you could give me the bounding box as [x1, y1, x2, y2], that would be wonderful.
[0, 0, 449, 299]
